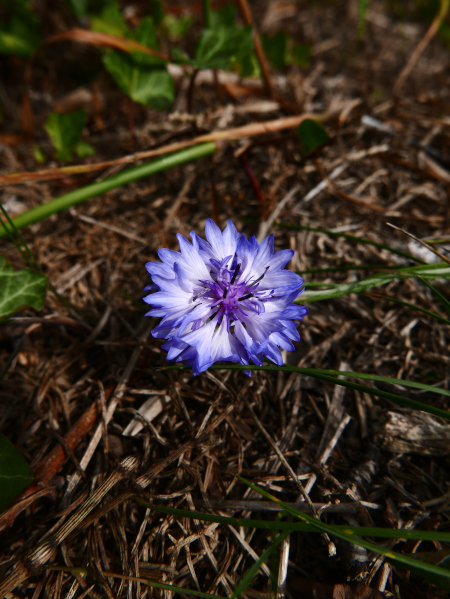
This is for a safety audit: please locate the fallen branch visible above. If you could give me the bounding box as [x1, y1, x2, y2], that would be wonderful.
[0, 112, 333, 186]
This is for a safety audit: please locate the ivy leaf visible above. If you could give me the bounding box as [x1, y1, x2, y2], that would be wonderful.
[0, 3, 41, 57]
[0, 257, 48, 319]
[0, 434, 33, 514]
[194, 25, 253, 70]
[102, 17, 174, 110]
[45, 109, 87, 161]
[297, 119, 330, 157]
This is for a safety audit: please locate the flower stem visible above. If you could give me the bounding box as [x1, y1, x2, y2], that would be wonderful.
[0, 143, 217, 239]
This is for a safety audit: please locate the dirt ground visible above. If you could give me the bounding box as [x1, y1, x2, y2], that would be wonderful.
[1, 0, 450, 597]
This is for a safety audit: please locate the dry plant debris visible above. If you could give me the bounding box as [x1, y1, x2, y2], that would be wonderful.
[1, 1, 450, 598]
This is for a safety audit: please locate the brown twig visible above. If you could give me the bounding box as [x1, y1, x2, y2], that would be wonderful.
[239, 153, 265, 203]
[314, 158, 386, 213]
[386, 222, 450, 266]
[0, 398, 102, 533]
[236, 0, 274, 98]
[0, 111, 338, 186]
[187, 69, 199, 115]
[394, 0, 450, 95]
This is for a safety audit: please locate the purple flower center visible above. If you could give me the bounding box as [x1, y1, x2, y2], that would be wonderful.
[196, 258, 271, 331]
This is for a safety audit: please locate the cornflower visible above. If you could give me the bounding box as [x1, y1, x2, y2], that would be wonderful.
[144, 220, 307, 375]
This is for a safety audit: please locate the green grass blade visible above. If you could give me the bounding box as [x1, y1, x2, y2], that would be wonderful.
[364, 292, 450, 325]
[115, 577, 227, 599]
[239, 477, 450, 583]
[0, 205, 31, 267]
[175, 364, 450, 401]
[0, 143, 216, 238]
[46, 564, 227, 598]
[302, 264, 401, 275]
[275, 222, 424, 263]
[164, 364, 450, 420]
[136, 500, 450, 542]
[418, 277, 450, 316]
[230, 530, 290, 599]
[299, 264, 450, 302]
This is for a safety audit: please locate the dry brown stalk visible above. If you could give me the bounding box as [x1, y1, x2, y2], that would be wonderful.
[0, 401, 237, 596]
[0, 398, 102, 533]
[0, 112, 334, 186]
[394, 0, 450, 94]
[236, 0, 274, 98]
[314, 158, 386, 213]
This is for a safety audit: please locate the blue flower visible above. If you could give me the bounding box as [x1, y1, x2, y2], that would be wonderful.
[144, 220, 307, 376]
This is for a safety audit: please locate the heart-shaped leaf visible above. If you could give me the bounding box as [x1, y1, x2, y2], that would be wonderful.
[194, 25, 253, 70]
[0, 257, 48, 319]
[297, 119, 330, 157]
[102, 17, 174, 110]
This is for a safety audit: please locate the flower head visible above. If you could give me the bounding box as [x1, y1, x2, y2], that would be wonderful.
[144, 220, 307, 376]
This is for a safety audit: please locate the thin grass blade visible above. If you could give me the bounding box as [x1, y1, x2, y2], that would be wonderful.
[137, 500, 450, 542]
[275, 222, 424, 263]
[239, 477, 450, 582]
[230, 530, 290, 599]
[364, 292, 450, 325]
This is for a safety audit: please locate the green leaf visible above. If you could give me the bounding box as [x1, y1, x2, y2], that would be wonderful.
[90, 4, 128, 36]
[33, 144, 46, 164]
[0, 434, 33, 514]
[0, 257, 48, 319]
[238, 50, 261, 78]
[194, 25, 253, 70]
[75, 141, 95, 158]
[261, 32, 290, 69]
[103, 53, 174, 108]
[170, 46, 195, 65]
[297, 119, 330, 157]
[162, 14, 193, 38]
[210, 4, 236, 28]
[128, 17, 165, 67]
[45, 109, 87, 161]
[0, 6, 41, 57]
[292, 42, 311, 67]
[102, 17, 174, 110]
